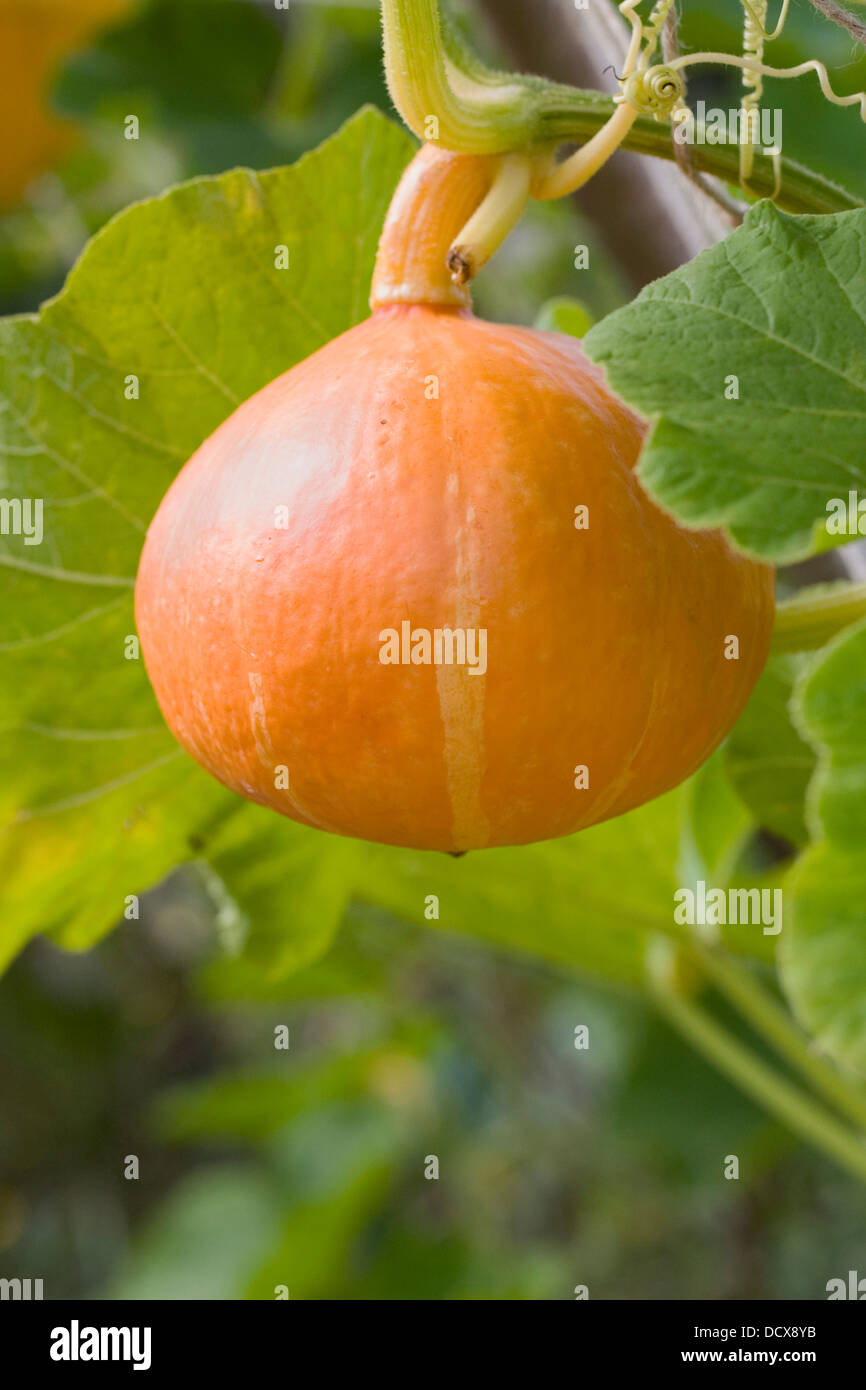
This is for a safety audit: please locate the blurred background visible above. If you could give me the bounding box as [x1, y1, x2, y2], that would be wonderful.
[1, 0, 865, 1300]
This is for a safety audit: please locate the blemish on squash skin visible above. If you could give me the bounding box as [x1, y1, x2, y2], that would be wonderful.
[248, 671, 275, 770]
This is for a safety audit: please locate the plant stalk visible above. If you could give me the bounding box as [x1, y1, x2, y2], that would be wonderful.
[379, 0, 861, 215]
[652, 978, 866, 1185]
[772, 581, 866, 652]
[694, 946, 866, 1131]
[370, 144, 497, 308]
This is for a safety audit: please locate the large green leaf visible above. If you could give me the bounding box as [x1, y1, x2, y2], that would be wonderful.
[793, 622, 866, 853]
[201, 808, 362, 980]
[781, 622, 866, 1072]
[584, 203, 866, 563]
[0, 106, 416, 970]
[354, 791, 687, 991]
[783, 842, 866, 1076]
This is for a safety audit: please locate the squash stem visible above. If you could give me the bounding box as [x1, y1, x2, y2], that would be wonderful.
[369, 144, 499, 309]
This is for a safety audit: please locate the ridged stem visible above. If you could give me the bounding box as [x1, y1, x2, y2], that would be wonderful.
[370, 144, 496, 308]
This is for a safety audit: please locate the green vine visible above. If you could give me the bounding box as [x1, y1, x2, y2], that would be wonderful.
[773, 582, 866, 653]
[652, 963, 866, 1185]
[380, 0, 862, 214]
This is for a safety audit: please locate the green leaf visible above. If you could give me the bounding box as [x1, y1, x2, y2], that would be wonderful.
[106, 1166, 281, 1300]
[155, 1067, 364, 1146]
[533, 296, 594, 337]
[676, 751, 779, 964]
[783, 842, 866, 1076]
[154, 1034, 431, 1144]
[724, 654, 817, 847]
[584, 202, 866, 562]
[0, 106, 416, 970]
[781, 621, 866, 1072]
[793, 621, 866, 851]
[197, 900, 395, 1004]
[244, 1106, 400, 1300]
[355, 791, 687, 991]
[200, 808, 362, 980]
[679, 748, 753, 887]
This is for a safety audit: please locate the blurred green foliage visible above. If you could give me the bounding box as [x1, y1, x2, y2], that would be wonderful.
[3, 890, 864, 1300]
[2, 0, 866, 1302]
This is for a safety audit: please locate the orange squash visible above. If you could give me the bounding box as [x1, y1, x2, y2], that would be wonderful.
[136, 146, 774, 852]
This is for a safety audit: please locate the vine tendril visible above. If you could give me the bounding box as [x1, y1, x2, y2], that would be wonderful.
[607, 0, 864, 206]
[741, 0, 769, 187]
[669, 52, 866, 124]
[617, 65, 688, 121]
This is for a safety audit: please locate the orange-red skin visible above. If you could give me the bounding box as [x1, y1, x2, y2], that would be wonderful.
[135, 305, 775, 851]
